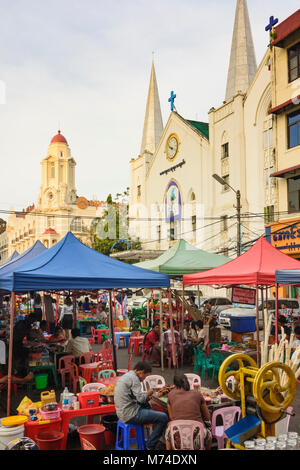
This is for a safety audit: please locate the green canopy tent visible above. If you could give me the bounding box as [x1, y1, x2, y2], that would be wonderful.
[135, 239, 230, 275]
[135, 240, 231, 368]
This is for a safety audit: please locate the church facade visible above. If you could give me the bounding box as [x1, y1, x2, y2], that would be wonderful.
[129, 0, 295, 258]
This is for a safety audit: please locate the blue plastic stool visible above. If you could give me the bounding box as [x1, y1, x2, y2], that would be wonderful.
[115, 421, 149, 450]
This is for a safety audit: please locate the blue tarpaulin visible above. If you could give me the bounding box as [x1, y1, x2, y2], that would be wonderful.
[0, 241, 46, 276]
[0, 250, 19, 266]
[276, 269, 300, 284]
[0, 232, 170, 292]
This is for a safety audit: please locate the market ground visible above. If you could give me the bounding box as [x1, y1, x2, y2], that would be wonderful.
[0, 338, 299, 450]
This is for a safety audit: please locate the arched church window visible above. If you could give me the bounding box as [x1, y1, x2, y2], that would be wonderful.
[190, 192, 196, 201]
[50, 163, 55, 178]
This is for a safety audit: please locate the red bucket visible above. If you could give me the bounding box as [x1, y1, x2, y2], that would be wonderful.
[78, 424, 105, 450]
[35, 430, 64, 450]
[104, 429, 115, 446]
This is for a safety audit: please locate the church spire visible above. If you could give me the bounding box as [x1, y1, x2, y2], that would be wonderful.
[140, 59, 163, 155]
[225, 0, 257, 102]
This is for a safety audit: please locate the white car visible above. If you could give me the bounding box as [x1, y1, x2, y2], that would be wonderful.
[218, 305, 257, 328]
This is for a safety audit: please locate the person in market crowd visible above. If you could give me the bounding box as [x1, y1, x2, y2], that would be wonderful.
[114, 360, 168, 451]
[97, 304, 108, 325]
[48, 325, 66, 345]
[143, 321, 161, 367]
[33, 293, 43, 323]
[270, 315, 291, 341]
[59, 295, 74, 340]
[165, 374, 212, 450]
[183, 320, 196, 363]
[189, 295, 198, 309]
[19, 297, 29, 315]
[100, 292, 108, 307]
[163, 319, 181, 363]
[82, 296, 91, 313]
[280, 303, 293, 323]
[189, 320, 209, 350]
[64, 328, 91, 360]
[291, 326, 300, 351]
[27, 320, 48, 344]
[11, 314, 36, 379]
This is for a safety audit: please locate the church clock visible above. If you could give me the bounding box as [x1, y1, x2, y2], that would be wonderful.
[165, 134, 179, 161]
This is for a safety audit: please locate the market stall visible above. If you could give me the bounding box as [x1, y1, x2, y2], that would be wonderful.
[0, 232, 170, 416]
[183, 237, 300, 363]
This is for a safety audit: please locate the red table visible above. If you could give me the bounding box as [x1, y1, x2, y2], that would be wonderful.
[79, 361, 101, 383]
[60, 404, 116, 450]
[128, 336, 144, 356]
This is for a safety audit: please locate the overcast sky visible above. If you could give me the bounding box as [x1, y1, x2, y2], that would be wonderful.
[0, 0, 299, 217]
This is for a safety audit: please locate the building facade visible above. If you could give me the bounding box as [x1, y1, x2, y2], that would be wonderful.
[129, 0, 284, 258]
[0, 131, 106, 262]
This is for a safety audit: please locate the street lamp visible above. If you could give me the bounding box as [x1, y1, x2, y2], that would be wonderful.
[212, 174, 242, 257]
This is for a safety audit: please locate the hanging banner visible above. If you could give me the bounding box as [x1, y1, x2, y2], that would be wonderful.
[232, 287, 256, 305]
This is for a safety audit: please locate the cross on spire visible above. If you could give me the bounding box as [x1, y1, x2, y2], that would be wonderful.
[265, 16, 278, 32]
[168, 90, 176, 111]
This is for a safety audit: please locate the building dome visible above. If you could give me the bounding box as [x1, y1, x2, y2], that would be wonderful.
[50, 130, 68, 144]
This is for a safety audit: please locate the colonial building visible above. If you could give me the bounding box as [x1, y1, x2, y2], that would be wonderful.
[129, 0, 277, 257]
[266, 10, 300, 262]
[0, 131, 106, 262]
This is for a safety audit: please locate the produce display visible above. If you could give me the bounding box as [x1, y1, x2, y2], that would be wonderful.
[156, 386, 173, 398]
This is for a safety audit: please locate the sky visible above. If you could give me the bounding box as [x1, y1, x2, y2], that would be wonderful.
[0, 0, 299, 217]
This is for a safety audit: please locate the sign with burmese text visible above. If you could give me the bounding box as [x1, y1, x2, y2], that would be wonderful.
[232, 287, 256, 305]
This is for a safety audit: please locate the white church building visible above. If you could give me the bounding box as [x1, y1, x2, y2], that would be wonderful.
[129, 0, 278, 258]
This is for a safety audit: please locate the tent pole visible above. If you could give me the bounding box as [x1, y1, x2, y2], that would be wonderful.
[261, 288, 265, 338]
[256, 285, 260, 366]
[275, 283, 279, 344]
[168, 288, 176, 368]
[7, 292, 15, 416]
[109, 291, 118, 371]
[55, 294, 59, 327]
[160, 290, 164, 372]
[181, 283, 185, 368]
[197, 285, 200, 309]
[73, 292, 77, 329]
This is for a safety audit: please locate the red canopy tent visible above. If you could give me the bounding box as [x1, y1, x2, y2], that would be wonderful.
[183, 237, 300, 362]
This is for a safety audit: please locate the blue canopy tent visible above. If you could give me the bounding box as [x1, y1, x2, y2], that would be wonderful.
[0, 240, 46, 281]
[4, 233, 170, 414]
[0, 232, 170, 292]
[0, 250, 19, 266]
[275, 269, 300, 285]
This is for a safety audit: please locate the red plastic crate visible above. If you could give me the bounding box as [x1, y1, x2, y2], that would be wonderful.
[78, 391, 101, 409]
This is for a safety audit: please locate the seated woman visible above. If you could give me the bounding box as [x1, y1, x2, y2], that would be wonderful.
[48, 326, 66, 345]
[165, 374, 212, 450]
[188, 320, 209, 351]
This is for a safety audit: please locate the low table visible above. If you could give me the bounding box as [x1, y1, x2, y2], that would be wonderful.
[114, 332, 131, 348]
[128, 336, 144, 356]
[79, 361, 102, 383]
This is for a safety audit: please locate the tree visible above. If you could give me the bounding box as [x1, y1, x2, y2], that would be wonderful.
[89, 190, 141, 259]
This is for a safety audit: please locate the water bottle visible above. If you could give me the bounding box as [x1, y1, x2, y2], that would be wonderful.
[62, 398, 69, 411]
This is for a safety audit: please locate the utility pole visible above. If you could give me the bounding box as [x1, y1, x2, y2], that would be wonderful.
[236, 190, 241, 257]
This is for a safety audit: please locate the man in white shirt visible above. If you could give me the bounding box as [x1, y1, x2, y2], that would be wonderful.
[65, 328, 91, 357]
[292, 326, 300, 350]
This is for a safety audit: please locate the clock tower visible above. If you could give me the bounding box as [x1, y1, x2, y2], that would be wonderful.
[38, 130, 77, 210]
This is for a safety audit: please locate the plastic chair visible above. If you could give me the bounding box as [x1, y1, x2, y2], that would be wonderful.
[115, 422, 149, 450]
[117, 354, 132, 376]
[185, 373, 201, 390]
[57, 355, 76, 388]
[101, 340, 112, 351]
[79, 376, 87, 392]
[78, 352, 95, 365]
[82, 382, 106, 393]
[69, 363, 80, 393]
[98, 369, 116, 380]
[210, 352, 224, 381]
[227, 342, 238, 347]
[143, 375, 165, 391]
[193, 348, 214, 381]
[169, 420, 205, 450]
[211, 406, 242, 449]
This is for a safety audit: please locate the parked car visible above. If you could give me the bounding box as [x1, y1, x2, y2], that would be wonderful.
[258, 298, 300, 320]
[218, 305, 257, 328]
[199, 297, 232, 313]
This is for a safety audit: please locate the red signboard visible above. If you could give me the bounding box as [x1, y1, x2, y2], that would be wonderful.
[232, 287, 256, 305]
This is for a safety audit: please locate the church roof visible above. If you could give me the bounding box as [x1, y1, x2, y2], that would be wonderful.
[225, 0, 257, 102]
[186, 120, 209, 140]
[272, 9, 300, 47]
[43, 228, 59, 236]
[51, 130, 68, 145]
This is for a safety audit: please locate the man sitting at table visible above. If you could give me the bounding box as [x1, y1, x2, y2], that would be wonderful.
[114, 360, 168, 451]
[64, 328, 91, 357]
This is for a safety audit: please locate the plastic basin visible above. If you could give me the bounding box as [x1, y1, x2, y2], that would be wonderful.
[34, 430, 64, 450]
[78, 424, 105, 450]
